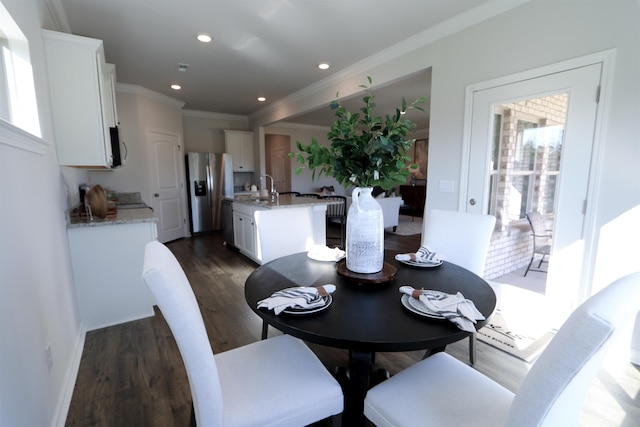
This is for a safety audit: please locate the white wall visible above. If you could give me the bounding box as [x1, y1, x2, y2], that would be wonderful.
[182, 110, 249, 153]
[1, 1, 84, 426]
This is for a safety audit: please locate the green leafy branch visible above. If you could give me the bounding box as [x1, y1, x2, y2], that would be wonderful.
[290, 76, 427, 190]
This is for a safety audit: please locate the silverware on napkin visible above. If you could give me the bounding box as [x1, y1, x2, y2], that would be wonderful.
[399, 286, 484, 333]
[395, 245, 443, 264]
[258, 285, 336, 315]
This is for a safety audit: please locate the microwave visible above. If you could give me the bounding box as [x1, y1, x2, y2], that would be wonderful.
[109, 126, 123, 167]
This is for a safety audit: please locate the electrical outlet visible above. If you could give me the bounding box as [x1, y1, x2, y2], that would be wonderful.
[46, 345, 53, 372]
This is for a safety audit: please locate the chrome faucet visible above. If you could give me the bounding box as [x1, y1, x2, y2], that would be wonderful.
[261, 174, 278, 202]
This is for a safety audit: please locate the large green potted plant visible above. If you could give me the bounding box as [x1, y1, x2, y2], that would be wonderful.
[290, 77, 426, 274]
[291, 76, 426, 190]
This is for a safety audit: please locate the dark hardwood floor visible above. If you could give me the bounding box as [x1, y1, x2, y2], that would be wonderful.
[65, 227, 639, 426]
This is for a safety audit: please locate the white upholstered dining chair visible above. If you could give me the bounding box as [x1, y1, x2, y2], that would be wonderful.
[254, 207, 316, 264]
[422, 209, 496, 364]
[364, 272, 640, 427]
[142, 241, 343, 427]
[254, 207, 317, 338]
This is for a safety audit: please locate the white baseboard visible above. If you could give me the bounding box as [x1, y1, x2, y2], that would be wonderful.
[51, 324, 86, 427]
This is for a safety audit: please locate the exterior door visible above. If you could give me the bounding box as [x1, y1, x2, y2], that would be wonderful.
[147, 129, 186, 243]
[465, 64, 601, 320]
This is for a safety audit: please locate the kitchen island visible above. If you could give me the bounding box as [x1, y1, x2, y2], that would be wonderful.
[66, 207, 158, 331]
[231, 194, 339, 264]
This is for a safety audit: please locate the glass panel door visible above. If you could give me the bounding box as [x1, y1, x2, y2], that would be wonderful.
[466, 63, 601, 322]
[488, 94, 567, 224]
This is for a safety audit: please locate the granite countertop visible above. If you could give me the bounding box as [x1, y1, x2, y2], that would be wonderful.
[232, 194, 340, 209]
[67, 206, 158, 229]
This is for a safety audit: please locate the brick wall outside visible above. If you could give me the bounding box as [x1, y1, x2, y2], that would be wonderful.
[484, 224, 532, 279]
[483, 93, 564, 278]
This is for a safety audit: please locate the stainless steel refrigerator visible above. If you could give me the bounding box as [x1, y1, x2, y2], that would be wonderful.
[186, 152, 234, 233]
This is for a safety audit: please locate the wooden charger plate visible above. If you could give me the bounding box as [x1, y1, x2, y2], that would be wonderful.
[336, 261, 397, 284]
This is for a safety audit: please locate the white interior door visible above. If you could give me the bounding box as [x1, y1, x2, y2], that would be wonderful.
[147, 129, 186, 243]
[265, 134, 291, 192]
[466, 64, 602, 321]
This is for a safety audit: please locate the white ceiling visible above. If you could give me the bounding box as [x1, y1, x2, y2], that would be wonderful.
[53, 0, 508, 128]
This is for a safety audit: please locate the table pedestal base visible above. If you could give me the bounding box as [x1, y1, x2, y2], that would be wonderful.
[333, 351, 391, 426]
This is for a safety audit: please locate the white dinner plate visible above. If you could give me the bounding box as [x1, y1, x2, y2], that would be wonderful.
[282, 295, 332, 315]
[396, 257, 443, 268]
[401, 293, 446, 319]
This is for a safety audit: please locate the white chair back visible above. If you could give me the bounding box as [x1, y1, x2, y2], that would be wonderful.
[423, 209, 496, 276]
[363, 272, 640, 427]
[506, 271, 640, 426]
[142, 241, 223, 426]
[255, 207, 316, 263]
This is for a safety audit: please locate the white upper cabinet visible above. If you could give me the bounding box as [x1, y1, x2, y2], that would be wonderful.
[224, 130, 254, 172]
[43, 30, 119, 168]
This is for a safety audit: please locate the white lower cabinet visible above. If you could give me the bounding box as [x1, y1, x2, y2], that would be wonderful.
[232, 203, 263, 263]
[67, 221, 157, 331]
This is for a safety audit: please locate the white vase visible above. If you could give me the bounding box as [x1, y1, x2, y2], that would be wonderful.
[346, 187, 384, 273]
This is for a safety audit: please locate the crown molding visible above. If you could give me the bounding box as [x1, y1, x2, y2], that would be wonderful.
[45, 0, 71, 33]
[182, 109, 248, 123]
[265, 122, 329, 132]
[251, 0, 530, 124]
[115, 83, 185, 109]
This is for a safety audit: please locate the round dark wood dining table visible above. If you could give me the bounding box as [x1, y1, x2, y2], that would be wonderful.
[244, 249, 497, 426]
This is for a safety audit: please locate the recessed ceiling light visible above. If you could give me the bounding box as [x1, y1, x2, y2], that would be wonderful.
[257, 96, 266, 102]
[196, 33, 213, 43]
[318, 62, 330, 70]
[171, 84, 182, 90]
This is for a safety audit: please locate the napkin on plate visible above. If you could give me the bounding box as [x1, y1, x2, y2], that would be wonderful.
[399, 286, 484, 333]
[395, 245, 443, 264]
[307, 245, 346, 262]
[257, 285, 336, 315]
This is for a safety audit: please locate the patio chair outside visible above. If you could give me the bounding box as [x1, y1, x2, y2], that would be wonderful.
[525, 211, 552, 276]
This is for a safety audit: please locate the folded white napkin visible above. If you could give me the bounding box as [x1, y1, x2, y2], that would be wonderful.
[395, 245, 443, 264]
[257, 285, 336, 315]
[399, 286, 484, 333]
[307, 245, 346, 262]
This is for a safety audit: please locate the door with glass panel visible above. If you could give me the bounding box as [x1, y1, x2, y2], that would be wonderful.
[466, 64, 601, 317]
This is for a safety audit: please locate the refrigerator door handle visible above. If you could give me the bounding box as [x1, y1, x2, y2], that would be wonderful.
[205, 164, 213, 200]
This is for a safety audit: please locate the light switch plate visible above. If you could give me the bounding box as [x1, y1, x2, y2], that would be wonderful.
[438, 180, 455, 193]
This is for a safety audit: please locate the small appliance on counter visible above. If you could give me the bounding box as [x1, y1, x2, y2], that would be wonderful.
[75, 184, 115, 220]
[79, 184, 90, 204]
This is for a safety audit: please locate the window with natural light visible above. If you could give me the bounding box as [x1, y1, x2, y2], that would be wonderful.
[488, 93, 567, 222]
[0, 1, 41, 137]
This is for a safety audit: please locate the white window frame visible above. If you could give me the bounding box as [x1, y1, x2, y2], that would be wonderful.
[0, 1, 41, 138]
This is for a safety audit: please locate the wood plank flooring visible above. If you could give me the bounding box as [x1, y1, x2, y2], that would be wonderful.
[65, 228, 640, 426]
